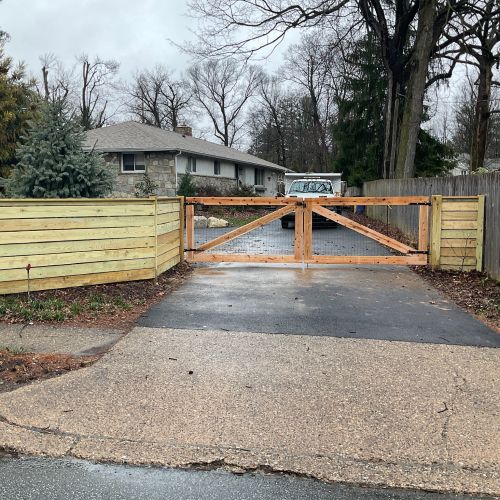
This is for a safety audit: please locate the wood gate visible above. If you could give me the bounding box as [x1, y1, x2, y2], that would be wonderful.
[184, 196, 430, 265]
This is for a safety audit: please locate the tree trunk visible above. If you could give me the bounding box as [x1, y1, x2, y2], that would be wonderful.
[395, 0, 436, 178]
[471, 62, 492, 171]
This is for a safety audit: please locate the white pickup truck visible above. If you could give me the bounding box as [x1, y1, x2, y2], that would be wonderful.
[280, 173, 344, 229]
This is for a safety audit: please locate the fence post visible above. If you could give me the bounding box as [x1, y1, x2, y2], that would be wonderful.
[418, 204, 429, 253]
[294, 202, 304, 262]
[153, 196, 158, 280]
[476, 194, 485, 271]
[186, 202, 195, 261]
[430, 195, 442, 268]
[303, 200, 313, 262]
[178, 196, 185, 262]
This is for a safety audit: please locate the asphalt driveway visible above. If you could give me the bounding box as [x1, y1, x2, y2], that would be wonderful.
[139, 264, 499, 347]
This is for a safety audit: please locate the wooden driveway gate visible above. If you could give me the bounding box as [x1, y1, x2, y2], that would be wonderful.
[184, 196, 430, 265]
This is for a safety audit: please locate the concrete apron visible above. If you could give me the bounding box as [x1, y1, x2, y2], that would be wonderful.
[0, 327, 498, 496]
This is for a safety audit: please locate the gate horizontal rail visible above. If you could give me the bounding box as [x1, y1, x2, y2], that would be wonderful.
[185, 196, 430, 266]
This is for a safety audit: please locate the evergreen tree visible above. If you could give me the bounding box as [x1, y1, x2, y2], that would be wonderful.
[177, 172, 197, 197]
[7, 99, 113, 198]
[0, 33, 39, 179]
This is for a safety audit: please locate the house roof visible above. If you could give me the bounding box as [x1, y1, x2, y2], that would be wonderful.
[83, 121, 289, 173]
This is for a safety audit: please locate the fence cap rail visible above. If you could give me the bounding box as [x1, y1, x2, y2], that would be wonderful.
[0, 196, 181, 204]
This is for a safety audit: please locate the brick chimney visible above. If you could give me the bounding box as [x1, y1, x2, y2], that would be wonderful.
[174, 125, 192, 137]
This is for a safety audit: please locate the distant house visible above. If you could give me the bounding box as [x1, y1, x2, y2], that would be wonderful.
[83, 121, 289, 197]
[451, 153, 500, 176]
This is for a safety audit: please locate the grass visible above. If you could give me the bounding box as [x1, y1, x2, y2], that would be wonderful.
[0, 345, 26, 355]
[0, 293, 132, 323]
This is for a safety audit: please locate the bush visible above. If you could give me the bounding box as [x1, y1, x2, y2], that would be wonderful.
[7, 99, 113, 198]
[177, 172, 196, 197]
[226, 183, 256, 197]
[195, 184, 225, 197]
[134, 173, 158, 197]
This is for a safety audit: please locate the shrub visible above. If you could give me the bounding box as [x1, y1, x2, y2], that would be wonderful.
[177, 172, 196, 197]
[134, 173, 159, 197]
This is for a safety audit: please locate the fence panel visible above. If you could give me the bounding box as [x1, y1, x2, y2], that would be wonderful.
[0, 197, 182, 294]
[361, 173, 499, 279]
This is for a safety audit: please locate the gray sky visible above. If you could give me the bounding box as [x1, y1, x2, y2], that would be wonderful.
[1, 0, 195, 78]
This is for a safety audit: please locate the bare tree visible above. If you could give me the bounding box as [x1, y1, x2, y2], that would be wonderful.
[188, 58, 263, 147]
[78, 55, 119, 130]
[126, 65, 191, 129]
[38, 53, 74, 101]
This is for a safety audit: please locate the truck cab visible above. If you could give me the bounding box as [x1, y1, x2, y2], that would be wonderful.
[281, 173, 343, 229]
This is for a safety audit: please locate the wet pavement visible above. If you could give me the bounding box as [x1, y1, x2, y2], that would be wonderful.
[139, 265, 499, 347]
[0, 456, 491, 500]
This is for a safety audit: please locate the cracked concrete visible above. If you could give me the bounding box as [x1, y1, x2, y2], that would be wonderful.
[0, 327, 498, 495]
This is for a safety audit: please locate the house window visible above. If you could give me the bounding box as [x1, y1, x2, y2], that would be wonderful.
[187, 156, 197, 173]
[255, 168, 264, 185]
[122, 153, 145, 173]
[214, 159, 221, 175]
[235, 163, 239, 180]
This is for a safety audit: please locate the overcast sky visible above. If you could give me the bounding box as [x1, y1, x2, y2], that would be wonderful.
[0, 0, 198, 78]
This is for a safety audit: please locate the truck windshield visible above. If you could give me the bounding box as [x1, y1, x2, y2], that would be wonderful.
[289, 181, 333, 194]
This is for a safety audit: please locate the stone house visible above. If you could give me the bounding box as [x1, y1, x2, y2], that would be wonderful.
[83, 121, 289, 197]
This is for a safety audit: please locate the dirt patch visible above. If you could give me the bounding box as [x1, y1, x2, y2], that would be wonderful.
[0, 348, 99, 393]
[0, 262, 192, 330]
[412, 267, 500, 333]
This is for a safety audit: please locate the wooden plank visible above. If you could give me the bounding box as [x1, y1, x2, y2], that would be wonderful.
[1, 258, 155, 282]
[304, 255, 427, 265]
[154, 197, 158, 279]
[157, 247, 180, 266]
[157, 202, 180, 214]
[0, 248, 155, 270]
[0, 237, 155, 258]
[158, 231, 179, 246]
[441, 220, 478, 230]
[440, 238, 477, 248]
[309, 196, 429, 206]
[157, 239, 180, 258]
[178, 196, 185, 263]
[431, 195, 442, 268]
[0, 198, 158, 204]
[185, 204, 195, 260]
[157, 212, 179, 224]
[418, 205, 429, 252]
[189, 253, 297, 263]
[0, 226, 154, 244]
[0, 268, 155, 295]
[197, 205, 295, 252]
[312, 205, 416, 254]
[155, 220, 180, 235]
[157, 255, 181, 275]
[440, 247, 476, 257]
[441, 211, 478, 221]
[442, 202, 478, 212]
[294, 206, 303, 262]
[0, 215, 155, 231]
[0, 204, 155, 218]
[440, 256, 477, 266]
[303, 203, 313, 261]
[476, 194, 485, 272]
[186, 197, 293, 206]
[440, 264, 476, 272]
[440, 229, 477, 239]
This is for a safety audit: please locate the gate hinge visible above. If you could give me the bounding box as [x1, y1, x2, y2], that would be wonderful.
[184, 202, 200, 206]
[409, 202, 431, 206]
[184, 248, 200, 252]
[409, 250, 429, 255]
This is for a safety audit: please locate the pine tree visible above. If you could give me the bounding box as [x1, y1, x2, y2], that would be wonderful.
[177, 172, 197, 197]
[7, 99, 113, 198]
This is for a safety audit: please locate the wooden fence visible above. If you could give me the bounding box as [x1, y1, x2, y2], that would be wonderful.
[431, 196, 485, 272]
[359, 173, 499, 279]
[0, 197, 182, 295]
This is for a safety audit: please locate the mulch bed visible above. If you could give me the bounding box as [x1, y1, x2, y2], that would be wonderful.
[0, 349, 99, 394]
[0, 262, 192, 330]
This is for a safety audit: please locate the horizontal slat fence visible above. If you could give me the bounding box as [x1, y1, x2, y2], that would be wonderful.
[431, 196, 485, 272]
[361, 173, 499, 279]
[0, 197, 182, 295]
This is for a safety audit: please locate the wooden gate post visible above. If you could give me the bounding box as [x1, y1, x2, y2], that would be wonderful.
[303, 200, 313, 261]
[418, 204, 429, 252]
[186, 203, 195, 261]
[294, 202, 304, 262]
[430, 195, 442, 268]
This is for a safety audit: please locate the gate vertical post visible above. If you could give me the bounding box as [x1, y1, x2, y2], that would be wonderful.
[303, 200, 313, 261]
[430, 195, 442, 268]
[294, 202, 304, 262]
[186, 203, 195, 261]
[418, 204, 429, 254]
[178, 196, 185, 262]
